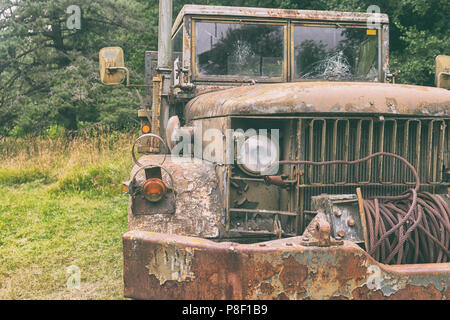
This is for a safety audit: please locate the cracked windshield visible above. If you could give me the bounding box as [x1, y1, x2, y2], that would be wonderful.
[195, 22, 284, 78]
[294, 25, 379, 81]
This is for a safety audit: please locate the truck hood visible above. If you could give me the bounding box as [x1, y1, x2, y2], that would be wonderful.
[185, 82, 450, 121]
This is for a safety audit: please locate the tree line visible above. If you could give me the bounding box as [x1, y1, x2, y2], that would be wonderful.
[0, 0, 448, 137]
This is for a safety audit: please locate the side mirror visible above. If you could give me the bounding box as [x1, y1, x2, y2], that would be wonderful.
[436, 55, 450, 89]
[99, 47, 129, 86]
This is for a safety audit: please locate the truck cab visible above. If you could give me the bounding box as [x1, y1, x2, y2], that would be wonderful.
[172, 5, 388, 90]
[100, 4, 450, 300]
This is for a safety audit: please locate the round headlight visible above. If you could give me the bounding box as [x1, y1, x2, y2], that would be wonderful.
[237, 135, 279, 176]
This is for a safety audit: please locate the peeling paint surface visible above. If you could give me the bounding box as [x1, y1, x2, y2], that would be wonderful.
[128, 156, 224, 239]
[123, 231, 450, 300]
[145, 244, 196, 285]
[185, 82, 450, 121]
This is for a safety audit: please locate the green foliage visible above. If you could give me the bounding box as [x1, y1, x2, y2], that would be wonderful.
[44, 125, 66, 139]
[0, 0, 150, 136]
[1, 0, 448, 137]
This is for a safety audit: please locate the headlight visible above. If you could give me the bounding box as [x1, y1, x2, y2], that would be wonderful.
[237, 135, 279, 176]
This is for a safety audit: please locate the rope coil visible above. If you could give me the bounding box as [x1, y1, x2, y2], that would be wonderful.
[364, 191, 450, 264]
[277, 152, 450, 265]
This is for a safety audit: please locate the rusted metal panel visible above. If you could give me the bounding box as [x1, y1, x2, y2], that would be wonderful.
[123, 231, 450, 300]
[128, 155, 225, 239]
[185, 82, 450, 121]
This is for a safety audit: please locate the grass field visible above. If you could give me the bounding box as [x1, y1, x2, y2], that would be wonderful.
[0, 130, 136, 299]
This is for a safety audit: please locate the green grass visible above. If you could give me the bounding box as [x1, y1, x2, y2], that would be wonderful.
[0, 131, 136, 299]
[0, 167, 52, 186]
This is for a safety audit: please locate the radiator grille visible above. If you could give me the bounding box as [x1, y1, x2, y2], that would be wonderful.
[302, 118, 448, 185]
[226, 116, 449, 238]
[300, 117, 449, 222]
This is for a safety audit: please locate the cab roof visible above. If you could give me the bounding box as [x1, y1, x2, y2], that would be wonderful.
[173, 4, 389, 35]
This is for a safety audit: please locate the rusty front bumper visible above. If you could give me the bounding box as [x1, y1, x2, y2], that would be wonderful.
[123, 231, 450, 300]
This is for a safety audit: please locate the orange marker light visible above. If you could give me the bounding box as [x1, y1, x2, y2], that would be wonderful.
[143, 178, 167, 202]
[142, 125, 151, 134]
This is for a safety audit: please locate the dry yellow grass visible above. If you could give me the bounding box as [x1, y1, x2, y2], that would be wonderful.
[0, 129, 137, 300]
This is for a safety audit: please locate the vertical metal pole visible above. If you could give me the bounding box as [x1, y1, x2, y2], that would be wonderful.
[428, 120, 435, 183]
[145, 52, 153, 108]
[331, 120, 338, 183]
[355, 120, 362, 181]
[309, 120, 314, 183]
[296, 119, 302, 235]
[158, 0, 173, 70]
[378, 121, 385, 183]
[367, 120, 374, 183]
[403, 121, 410, 184]
[320, 120, 326, 183]
[438, 121, 446, 182]
[415, 121, 422, 182]
[343, 120, 349, 184]
[390, 120, 397, 184]
[156, 0, 173, 149]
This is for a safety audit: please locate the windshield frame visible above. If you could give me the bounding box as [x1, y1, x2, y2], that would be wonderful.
[291, 21, 383, 82]
[186, 17, 386, 84]
[191, 18, 289, 83]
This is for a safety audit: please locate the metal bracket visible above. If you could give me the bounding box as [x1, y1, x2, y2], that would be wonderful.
[300, 210, 344, 247]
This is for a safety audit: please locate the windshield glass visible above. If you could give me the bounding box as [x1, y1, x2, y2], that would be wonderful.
[195, 21, 285, 79]
[294, 25, 379, 81]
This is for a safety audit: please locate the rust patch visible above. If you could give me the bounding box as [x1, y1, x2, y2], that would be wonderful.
[276, 292, 289, 300]
[252, 260, 278, 280]
[124, 232, 450, 300]
[278, 255, 308, 292]
[352, 284, 444, 300]
[259, 282, 275, 296]
[185, 82, 450, 121]
[335, 252, 368, 285]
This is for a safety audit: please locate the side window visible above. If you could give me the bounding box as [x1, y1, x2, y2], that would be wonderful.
[172, 28, 183, 86]
[172, 27, 183, 55]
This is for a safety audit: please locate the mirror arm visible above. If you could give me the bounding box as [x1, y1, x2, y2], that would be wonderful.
[107, 67, 130, 86]
[106, 67, 153, 88]
[386, 70, 401, 84]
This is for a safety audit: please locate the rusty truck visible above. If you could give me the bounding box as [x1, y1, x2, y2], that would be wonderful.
[99, 2, 450, 300]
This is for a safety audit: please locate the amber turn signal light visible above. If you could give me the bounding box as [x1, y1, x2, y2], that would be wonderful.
[142, 178, 167, 202]
[122, 181, 131, 194]
[142, 125, 151, 134]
